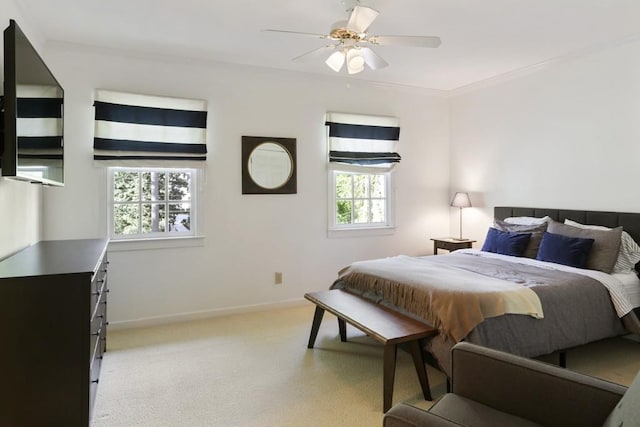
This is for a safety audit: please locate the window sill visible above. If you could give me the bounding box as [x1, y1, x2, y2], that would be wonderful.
[108, 235, 205, 252]
[328, 226, 396, 239]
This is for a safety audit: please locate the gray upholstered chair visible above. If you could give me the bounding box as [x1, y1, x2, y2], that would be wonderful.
[384, 342, 640, 427]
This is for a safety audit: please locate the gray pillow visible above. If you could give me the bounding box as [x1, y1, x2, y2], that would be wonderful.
[493, 219, 548, 259]
[547, 220, 622, 273]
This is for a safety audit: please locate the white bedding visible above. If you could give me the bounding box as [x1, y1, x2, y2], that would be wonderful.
[612, 271, 640, 308]
[452, 249, 635, 317]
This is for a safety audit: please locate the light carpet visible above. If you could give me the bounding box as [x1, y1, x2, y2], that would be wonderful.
[92, 305, 640, 427]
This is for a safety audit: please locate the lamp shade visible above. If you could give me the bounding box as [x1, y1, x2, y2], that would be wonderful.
[451, 192, 471, 208]
[346, 48, 365, 74]
[326, 50, 346, 72]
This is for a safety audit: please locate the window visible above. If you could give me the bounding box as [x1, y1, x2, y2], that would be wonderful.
[109, 168, 198, 240]
[326, 112, 400, 233]
[330, 170, 393, 230]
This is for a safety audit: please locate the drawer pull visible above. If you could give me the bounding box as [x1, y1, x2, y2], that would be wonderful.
[91, 379, 99, 384]
[92, 330, 101, 337]
[92, 291, 100, 296]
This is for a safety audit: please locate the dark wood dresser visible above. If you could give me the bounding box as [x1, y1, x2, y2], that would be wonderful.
[0, 238, 109, 426]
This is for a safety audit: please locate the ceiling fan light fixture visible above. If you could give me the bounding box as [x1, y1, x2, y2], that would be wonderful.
[266, 1, 442, 75]
[346, 48, 365, 74]
[325, 50, 346, 72]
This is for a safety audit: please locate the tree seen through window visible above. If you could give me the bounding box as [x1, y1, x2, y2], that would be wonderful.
[113, 170, 192, 236]
[335, 172, 386, 226]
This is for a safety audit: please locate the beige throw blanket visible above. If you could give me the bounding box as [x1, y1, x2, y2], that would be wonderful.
[335, 255, 543, 341]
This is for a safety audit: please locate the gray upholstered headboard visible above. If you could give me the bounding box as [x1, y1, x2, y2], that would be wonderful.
[495, 207, 640, 272]
[494, 207, 640, 247]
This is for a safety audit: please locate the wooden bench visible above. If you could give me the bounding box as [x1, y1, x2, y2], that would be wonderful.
[304, 289, 437, 412]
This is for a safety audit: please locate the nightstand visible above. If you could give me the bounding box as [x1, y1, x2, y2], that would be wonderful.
[430, 238, 476, 254]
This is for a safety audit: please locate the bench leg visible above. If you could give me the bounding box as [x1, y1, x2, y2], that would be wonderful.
[409, 340, 432, 401]
[307, 306, 325, 349]
[383, 344, 397, 412]
[559, 350, 567, 368]
[338, 318, 347, 342]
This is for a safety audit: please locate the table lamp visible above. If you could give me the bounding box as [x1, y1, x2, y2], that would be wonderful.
[451, 192, 471, 240]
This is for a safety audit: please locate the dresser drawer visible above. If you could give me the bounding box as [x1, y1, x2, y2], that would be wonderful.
[90, 312, 104, 362]
[89, 340, 103, 417]
[93, 261, 108, 291]
[89, 317, 106, 418]
[91, 270, 108, 320]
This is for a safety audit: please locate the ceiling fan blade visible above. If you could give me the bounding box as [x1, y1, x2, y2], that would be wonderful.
[368, 35, 442, 48]
[347, 5, 379, 33]
[359, 47, 388, 70]
[262, 29, 330, 40]
[292, 45, 336, 63]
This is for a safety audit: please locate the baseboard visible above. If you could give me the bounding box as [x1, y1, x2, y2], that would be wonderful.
[109, 297, 308, 330]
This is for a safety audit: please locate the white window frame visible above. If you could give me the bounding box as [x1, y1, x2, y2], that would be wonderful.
[107, 167, 203, 244]
[328, 169, 395, 237]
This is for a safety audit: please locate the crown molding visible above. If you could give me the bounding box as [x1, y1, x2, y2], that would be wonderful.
[45, 40, 448, 98]
[44, 31, 640, 99]
[448, 33, 640, 98]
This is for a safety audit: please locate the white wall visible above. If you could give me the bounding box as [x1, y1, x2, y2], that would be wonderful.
[41, 45, 451, 325]
[449, 39, 640, 242]
[0, 2, 43, 260]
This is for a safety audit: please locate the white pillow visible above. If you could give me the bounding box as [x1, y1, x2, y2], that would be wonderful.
[564, 219, 640, 273]
[504, 216, 551, 226]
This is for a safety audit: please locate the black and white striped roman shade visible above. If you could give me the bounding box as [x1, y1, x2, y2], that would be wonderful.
[17, 84, 63, 165]
[326, 112, 401, 172]
[93, 90, 207, 166]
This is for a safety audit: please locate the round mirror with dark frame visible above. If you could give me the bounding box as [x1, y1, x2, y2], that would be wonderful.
[242, 136, 297, 194]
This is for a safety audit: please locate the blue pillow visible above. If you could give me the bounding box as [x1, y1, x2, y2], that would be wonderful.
[536, 231, 595, 268]
[481, 227, 532, 257]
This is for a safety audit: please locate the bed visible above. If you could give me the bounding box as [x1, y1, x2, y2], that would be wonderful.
[330, 207, 640, 377]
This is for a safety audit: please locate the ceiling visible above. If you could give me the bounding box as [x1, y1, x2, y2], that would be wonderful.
[13, 0, 640, 91]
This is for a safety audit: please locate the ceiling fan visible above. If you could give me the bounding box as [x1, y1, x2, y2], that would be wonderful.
[263, 0, 441, 75]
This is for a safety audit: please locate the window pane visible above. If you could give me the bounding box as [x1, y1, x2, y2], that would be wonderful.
[331, 170, 390, 229]
[110, 168, 197, 240]
[336, 200, 352, 224]
[371, 199, 386, 223]
[353, 200, 370, 223]
[142, 203, 166, 233]
[142, 172, 166, 201]
[169, 172, 191, 201]
[353, 174, 368, 198]
[114, 204, 139, 235]
[336, 174, 352, 198]
[168, 203, 191, 231]
[371, 175, 385, 198]
[113, 172, 139, 202]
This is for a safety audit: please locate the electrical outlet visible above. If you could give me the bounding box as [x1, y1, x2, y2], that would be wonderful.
[275, 272, 283, 285]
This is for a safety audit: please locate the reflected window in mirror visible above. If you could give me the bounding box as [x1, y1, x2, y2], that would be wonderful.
[242, 136, 296, 194]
